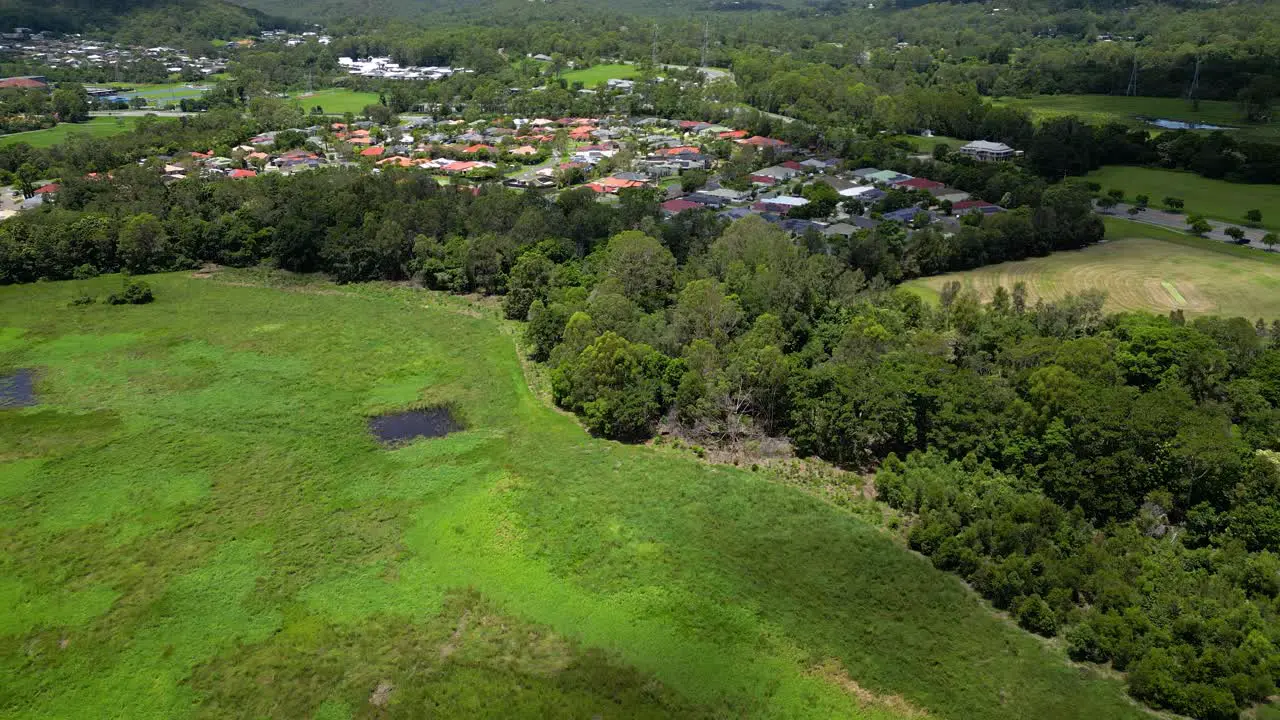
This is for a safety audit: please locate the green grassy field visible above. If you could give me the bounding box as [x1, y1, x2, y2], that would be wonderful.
[906, 218, 1280, 318]
[0, 117, 142, 148]
[899, 134, 967, 153]
[0, 271, 1146, 720]
[292, 88, 382, 115]
[991, 94, 1280, 143]
[561, 63, 642, 87]
[1084, 165, 1280, 230]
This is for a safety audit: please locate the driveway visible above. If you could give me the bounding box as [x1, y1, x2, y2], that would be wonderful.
[1095, 202, 1276, 251]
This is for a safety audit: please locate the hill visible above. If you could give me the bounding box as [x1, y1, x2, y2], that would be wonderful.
[0, 0, 283, 45]
[0, 270, 1146, 719]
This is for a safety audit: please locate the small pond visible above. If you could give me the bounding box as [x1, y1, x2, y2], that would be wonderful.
[1143, 117, 1235, 131]
[368, 407, 463, 445]
[0, 369, 36, 408]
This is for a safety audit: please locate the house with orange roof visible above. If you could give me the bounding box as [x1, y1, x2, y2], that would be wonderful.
[462, 144, 495, 154]
[228, 169, 257, 179]
[377, 156, 415, 168]
[348, 136, 373, 146]
[360, 146, 386, 157]
[587, 176, 650, 194]
[719, 129, 749, 140]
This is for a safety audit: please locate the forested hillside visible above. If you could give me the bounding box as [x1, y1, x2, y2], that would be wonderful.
[0, 0, 281, 45]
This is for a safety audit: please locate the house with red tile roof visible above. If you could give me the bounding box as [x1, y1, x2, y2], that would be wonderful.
[462, 144, 495, 154]
[33, 183, 59, 195]
[360, 146, 386, 157]
[718, 129, 749, 140]
[228, 169, 257, 179]
[0, 76, 48, 90]
[896, 177, 945, 191]
[660, 198, 704, 215]
[738, 136, 788, 148]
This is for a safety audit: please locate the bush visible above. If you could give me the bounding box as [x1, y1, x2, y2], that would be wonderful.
[1014, 593, 1059, 637]
[106, 278, 154, 305]
[69, 292, 95, 306]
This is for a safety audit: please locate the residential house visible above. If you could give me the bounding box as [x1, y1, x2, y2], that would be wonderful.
[660, 198, 705, 215]
[958, 140, 1018, 162]
[952, 199, 1004, 215]
[753, 195, 810, 215]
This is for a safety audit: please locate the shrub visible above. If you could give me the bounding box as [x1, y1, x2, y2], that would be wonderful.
[106, 278, 154, 305]
[1014, 594, 1059, 636]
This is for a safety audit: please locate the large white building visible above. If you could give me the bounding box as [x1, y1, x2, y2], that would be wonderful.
[958, 140, 1019, 162]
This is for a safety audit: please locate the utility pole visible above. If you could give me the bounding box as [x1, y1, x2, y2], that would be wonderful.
[1125, 51, 1138, 96]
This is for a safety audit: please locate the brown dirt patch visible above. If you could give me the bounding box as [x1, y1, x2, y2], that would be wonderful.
[369, 679, 394, 707]
[809, 658, 932, 718]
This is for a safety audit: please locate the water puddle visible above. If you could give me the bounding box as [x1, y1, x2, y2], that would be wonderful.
[1143, 117, 1234, 131]
[0, 368, 36, 408]
[368, 407, 463, 445]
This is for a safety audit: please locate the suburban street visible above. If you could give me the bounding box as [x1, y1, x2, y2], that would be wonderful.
[1096, 202, 1276, 251]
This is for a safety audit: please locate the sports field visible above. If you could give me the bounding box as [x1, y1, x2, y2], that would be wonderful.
[907, 218, 1280, 318]
[0, 271, 1145, 720]
[991, 94, 1280, 142]
[1084, 165, 1280, 230]
[0, 117, 142, 148]
[561, 63, 642, 87]
[292, 88, 382, 115]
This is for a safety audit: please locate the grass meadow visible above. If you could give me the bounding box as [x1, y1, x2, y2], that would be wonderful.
[0, 271, 1147, 719]
[991, 94, 1280, 143]
[561, 63, 642, 87]
[1084, 166, 1280, 230]
[907, 218, 1280, 318]
[291, 88, 382, 115]
[0, 117, 142, 148]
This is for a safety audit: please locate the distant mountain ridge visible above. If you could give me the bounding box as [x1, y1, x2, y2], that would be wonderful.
[0, 0, 286, 44]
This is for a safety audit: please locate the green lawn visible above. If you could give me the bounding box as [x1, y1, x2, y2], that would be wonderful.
[0, 117, 142, 149]
[906, 218, 1280, 318]
[899, 134, 966, 153]
[0, 271, 1146, 720]
[291, 88, 382, 115]
[561, 63, 642, 87]
[1084, 165, 1280, 230]
[991, 94, 1280, 143]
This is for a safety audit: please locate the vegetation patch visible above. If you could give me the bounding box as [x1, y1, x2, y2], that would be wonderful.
[1084, 166, 1280, 231]
[0, 273, 1144, 720]
[560, 63, 642, 87]
[0, 117, 142, 149]
[906, 229, 1280, 318]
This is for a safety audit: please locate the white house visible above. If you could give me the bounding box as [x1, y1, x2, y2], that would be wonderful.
[958, 140, 1018, 162]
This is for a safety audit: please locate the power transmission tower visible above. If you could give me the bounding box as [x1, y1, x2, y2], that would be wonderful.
[1125, 51, 1138, 96]
[701, 20, 709, 69]
[1186, 55, 1201, 101]
[651, 24, 659, 67]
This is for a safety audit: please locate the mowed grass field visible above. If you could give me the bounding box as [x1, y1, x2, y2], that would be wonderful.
[1085, 165, 1280, 230]
[292, 88, 382, 115]
[0, 272, 1145, 720]
[992, 94, 1280, 142]
[561, 63, 642, 87]
[907, 218, 1280, 318]
[0, 117, 142, 148]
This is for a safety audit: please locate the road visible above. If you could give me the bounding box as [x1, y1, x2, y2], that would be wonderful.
[1096, 202, 1276, 251]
